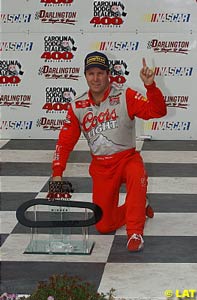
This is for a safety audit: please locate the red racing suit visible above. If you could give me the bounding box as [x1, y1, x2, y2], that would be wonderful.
[52, 82, 167, 236]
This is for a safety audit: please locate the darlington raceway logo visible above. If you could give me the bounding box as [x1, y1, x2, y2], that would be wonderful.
[0, 41, 33, 52]
[92, 40, 139, 51]
[42, 86, 76, 113]
[0, 94, 31, 108]
[144, 13, 190, 23]
[90, 1, 127, 27]
[0, 60, 24, 85]
[154, 66, 193, 76]
[40, 0, 74, 6]
[38, 65, 80, 80]
[41, 35, 77, 61]
[144, 121, 191, 131]
[0, 13, 32, 23]
[36, 117, 68, 130]
[0, 120, 33, 130]
[164, 95, 189, 109]
[109, 59, 129, 87]
[36, 8, 77, 25]
[147, 39, 190, 54]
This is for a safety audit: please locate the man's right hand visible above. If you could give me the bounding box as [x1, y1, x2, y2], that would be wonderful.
[52, 176, 62, 182]
[140, 57, 155, 86]
[47, 178, 73, 201]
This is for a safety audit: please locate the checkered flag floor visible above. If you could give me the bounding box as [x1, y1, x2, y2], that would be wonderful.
[1, 139, 197, 299]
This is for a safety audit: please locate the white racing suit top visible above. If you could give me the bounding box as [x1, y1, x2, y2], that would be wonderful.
[52, 82, 167, 177]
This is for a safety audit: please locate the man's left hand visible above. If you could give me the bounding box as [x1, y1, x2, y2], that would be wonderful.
[140, 57, 155, 85]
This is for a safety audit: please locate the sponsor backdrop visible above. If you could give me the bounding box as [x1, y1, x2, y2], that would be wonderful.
[0, 0, 197, 139]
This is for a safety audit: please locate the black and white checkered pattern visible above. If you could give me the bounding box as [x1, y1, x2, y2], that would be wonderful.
[1, 139, 197, 299]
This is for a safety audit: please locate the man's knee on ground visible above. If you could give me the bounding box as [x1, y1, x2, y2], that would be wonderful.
[95, 222, 112, 234]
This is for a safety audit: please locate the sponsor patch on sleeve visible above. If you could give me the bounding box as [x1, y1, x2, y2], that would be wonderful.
[134, 92, 147, 101]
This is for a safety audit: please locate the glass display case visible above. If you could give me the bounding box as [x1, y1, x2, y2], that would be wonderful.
[16, 181, 102, 255]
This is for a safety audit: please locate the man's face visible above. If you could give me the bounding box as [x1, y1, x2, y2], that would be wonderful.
[85, 67, 109, 95]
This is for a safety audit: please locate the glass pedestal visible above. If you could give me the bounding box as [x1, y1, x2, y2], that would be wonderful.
[16, 181, 102, 255]
[24, 201, 95, 255]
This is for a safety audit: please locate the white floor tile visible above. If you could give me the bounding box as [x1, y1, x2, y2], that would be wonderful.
[141, 151, 197, 163]
[1, 234, 114, 263]
[99, 263, 197, 299]
[63, 163, 90, 177]
[136, 141, 144, 151]
[148, 177, 197, 194]
[116, 213, 197, 236]
[0, 176, 49, 192]
[0, 211, 18, 234]
[0, 139, 9, 148]
[0, 150, 53, 163]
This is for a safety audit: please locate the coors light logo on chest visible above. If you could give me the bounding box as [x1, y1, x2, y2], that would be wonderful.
[82, 108, 118, 139]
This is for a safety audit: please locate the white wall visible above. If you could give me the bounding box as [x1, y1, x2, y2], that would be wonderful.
[0, 0, 197, 139]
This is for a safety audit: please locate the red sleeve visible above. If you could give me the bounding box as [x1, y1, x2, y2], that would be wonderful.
[52, 105, 81, 177]
[126, 82, 167, 120]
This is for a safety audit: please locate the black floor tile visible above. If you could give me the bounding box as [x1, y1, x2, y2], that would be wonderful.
[0, 262, 105, 294]
[147, 194, 197, 212]
[1, 162, 52, 176]
[142, 140, 197, 151]
[145, 163, 197, 177]
[2, 139, 57, 150]
[108, 236, 197, 263]
[3, 140, 197, 152]
[69, 151, 91, 162]
[0, 234, 9, 246]
[2, 161, 196, 177]
[1, 193, 38, 211]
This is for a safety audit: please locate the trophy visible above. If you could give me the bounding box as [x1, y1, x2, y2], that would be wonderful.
[16, 180, 102, 255]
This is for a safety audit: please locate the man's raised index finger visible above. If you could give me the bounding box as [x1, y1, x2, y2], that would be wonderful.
[142, 57, 147, 68]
